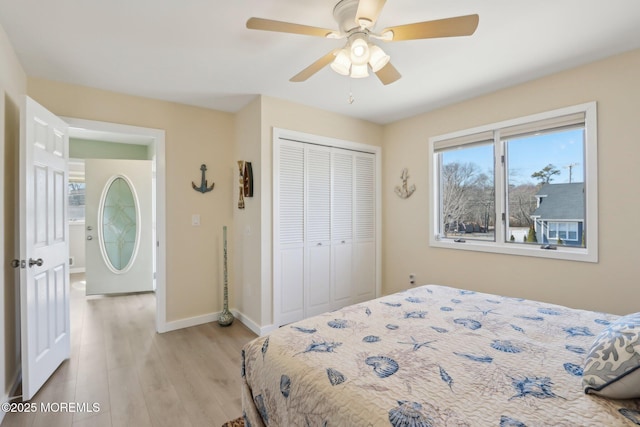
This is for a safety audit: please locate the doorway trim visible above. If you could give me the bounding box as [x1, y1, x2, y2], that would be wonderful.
[62, 117, 168, 333]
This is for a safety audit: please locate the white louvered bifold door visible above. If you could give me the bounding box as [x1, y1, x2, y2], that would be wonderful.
[274, 134, 378, 327]
[305, 145, 332, 317]
[353, 152, 376, 303]
[331, 149, 354, 308]
[274, 140, 305, 326]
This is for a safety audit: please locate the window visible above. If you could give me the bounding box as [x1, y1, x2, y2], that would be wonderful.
[68, 159, 86, 222]
[547, 222, 579, 242]
[429, 102, 597, 262]
[68, 180, 85, 222]
[440, 140, 495, 242]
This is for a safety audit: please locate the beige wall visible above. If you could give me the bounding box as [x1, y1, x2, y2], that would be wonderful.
[27, 78, 236, 323]
[382, 48, 640, 315]
[0, 23, 27, 407]
[234, 97, 262, 328]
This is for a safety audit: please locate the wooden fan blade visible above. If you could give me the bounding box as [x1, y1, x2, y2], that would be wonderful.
[246, 17, 335, 38]
[375, 62, 401, 85]
[383, 14, 479, 41]
[290, 50, 339, 82]
[356, 0, 387, 28]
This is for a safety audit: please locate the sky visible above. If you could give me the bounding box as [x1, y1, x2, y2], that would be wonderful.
[442, 127, 584, 186]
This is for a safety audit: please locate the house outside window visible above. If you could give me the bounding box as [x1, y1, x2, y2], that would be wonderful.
[532, 183, 584, 246]
[428, 102, 597, 262]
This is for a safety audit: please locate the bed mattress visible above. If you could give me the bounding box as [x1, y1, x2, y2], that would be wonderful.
[241, 285, 640, 426]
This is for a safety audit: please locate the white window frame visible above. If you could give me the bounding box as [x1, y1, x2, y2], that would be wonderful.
[428, 102, 598, 263]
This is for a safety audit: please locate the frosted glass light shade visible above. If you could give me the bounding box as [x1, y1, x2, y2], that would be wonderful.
[350, 38, 369, 65]
[330, 49, 351, 76]
[350, 63, 369, 78]
[368, 44, 390, 72]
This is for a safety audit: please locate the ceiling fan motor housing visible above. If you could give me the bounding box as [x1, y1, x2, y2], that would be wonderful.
[333, 0, 362, 33]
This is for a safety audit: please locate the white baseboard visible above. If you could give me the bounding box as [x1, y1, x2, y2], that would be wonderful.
[161, 312, 219, 332]
[160, 309, 273, 336]
[233, 311, 274, 336]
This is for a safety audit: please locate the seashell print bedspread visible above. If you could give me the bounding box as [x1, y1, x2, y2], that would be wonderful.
[241, 285, 640, 426]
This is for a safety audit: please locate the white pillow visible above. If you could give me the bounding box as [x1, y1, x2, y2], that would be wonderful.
[583, 312, 640, 399]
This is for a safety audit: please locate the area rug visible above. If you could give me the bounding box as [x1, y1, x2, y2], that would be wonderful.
[221, 416, 244, 427]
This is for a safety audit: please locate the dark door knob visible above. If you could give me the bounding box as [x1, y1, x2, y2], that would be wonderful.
[28, 258, 43, 267]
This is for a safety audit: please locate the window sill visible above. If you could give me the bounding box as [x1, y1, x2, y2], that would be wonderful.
[429, 238, 597, 263]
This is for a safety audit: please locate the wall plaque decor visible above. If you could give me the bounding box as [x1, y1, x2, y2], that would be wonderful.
[394, 168, 416, 199]
[243, 161, 254, 197]
[237, 161, 245, 209]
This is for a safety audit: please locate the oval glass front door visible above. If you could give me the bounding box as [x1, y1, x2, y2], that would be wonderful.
[100, 176, 138, 272]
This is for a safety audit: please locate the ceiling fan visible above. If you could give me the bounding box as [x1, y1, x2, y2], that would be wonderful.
[246, 0, 479, 85]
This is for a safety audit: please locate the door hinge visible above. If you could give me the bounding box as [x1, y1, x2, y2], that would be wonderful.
[501, 213, 506, 222]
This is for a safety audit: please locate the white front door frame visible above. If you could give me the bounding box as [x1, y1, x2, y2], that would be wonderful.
[62, 117, 168, 333]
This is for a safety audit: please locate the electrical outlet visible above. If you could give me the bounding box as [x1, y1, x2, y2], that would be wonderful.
[409, 273, 416, 286]
[192, 214, 200, 226]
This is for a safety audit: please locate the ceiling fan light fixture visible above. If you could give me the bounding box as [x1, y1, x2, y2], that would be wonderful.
[350, 63, 369, 78]
[368, 44, 390, 72]
[330, 48, 351, 76]
[350, 37, 369, 65]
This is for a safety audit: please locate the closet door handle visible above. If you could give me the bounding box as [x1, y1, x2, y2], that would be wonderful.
[316, 242, 322, 246]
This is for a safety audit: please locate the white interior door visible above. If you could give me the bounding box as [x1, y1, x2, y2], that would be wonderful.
[20, 96, 70, 401]
[85, 159, 153, 295]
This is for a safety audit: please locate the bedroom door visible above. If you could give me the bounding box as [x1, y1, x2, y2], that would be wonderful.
[84, 159, 154, 295]
[19, 96, 71, 401]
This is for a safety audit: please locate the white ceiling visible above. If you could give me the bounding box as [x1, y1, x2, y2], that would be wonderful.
[1, 1, 640, 125]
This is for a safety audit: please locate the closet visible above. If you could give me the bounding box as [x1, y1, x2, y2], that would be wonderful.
[273, 130, 379, 327]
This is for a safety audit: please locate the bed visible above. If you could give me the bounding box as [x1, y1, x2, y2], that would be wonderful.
[241, 285, 640, 426]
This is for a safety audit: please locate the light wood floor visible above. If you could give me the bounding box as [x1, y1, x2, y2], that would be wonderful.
[1, 274, 257, 427]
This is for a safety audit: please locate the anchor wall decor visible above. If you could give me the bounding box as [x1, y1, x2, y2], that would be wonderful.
[192, 164, 215, 193]
[394, 168, 416, 199]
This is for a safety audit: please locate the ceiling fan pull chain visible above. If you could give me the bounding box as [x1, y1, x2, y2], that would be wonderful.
[348, 80, 355, 104]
